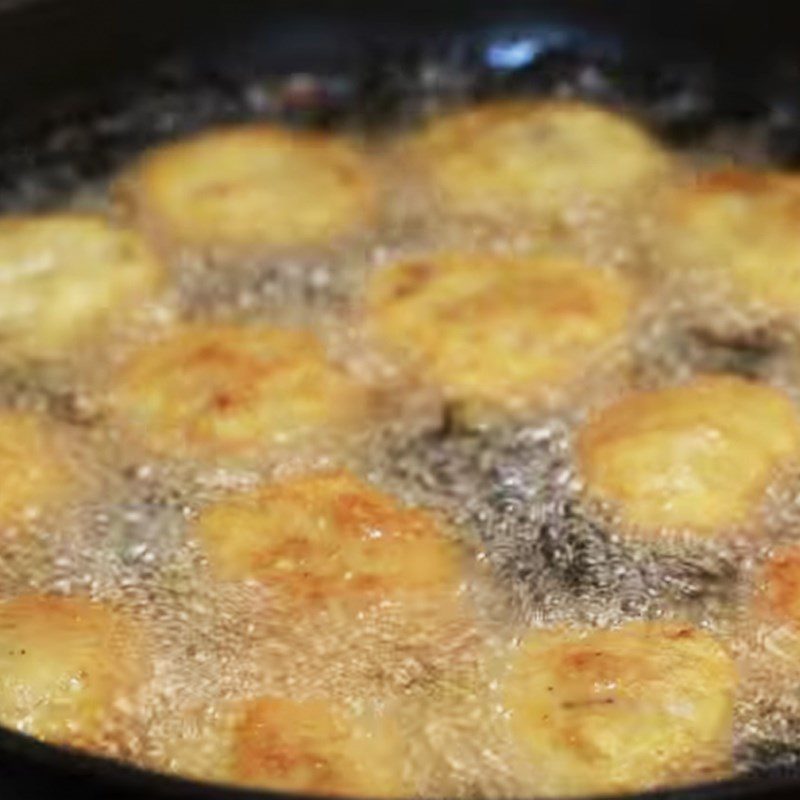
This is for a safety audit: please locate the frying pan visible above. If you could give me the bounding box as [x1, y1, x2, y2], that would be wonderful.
[1, 0, 800, 797]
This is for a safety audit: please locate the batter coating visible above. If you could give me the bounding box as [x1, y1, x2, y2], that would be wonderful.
[0, 411, 76, 526]
[108, 324, 376, 462]
[0, 595, 147, 748]
[760, 547, 800, 627]
[408, 100, 670, 225]
[365, 252, 635, 421]
[123, 125, 376, 250]
[724, 546, 800, 700]
[577, 375, 800, 535]
[0, 214, 163, 358]
[502, 621, 736, 797]
[232, 696, 406, 796]
[659, 168, 800, 318]
[193, 469, 464, 609]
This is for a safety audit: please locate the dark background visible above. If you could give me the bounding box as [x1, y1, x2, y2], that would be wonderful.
[2, 0, 800, 112]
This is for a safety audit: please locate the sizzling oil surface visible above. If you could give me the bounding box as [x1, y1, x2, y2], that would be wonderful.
[1, 84, 800, 798]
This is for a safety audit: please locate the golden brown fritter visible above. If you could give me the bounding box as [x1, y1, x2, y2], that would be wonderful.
[231, 697, 407, 796]
[658, 168, 800, 319]
[760, 547, 800, 628]
[502, 621, 736, 797]
[108, 324, 377, 462]
[577, 374, 800, 535]
[365, 252, 635, 422]
[731, 547, 800, 691]
[193, 469, 465, 610]
[0, 411, 77, 526]
[0, 214, 163, 358]
[408, 100, 670, 226]
[122, 125, 376, 251]
[0, 595, 148, 749]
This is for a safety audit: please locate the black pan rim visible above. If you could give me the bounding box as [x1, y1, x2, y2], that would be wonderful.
[2, 723, 799, 800]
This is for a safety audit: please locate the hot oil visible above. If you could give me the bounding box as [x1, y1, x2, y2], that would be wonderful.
[1, 81, 800, 797]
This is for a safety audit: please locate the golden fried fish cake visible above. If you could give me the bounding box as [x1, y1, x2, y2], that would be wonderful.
[409, 100, 669, 225]
[659, 168, 800, 318]
[502, 622, 736, 797]
[365, 253, 635, 421]
[232, 696, 406, 796]
[760, 547, 800, 627]
[193, 469, 464, 609]
[730, 547, 800, 691]
[108, 324, 376, 462]
[123, 125, 376, 250]
[153, 704, 236, 784]
[0, 214, 163, 358]
[0, 411, 77, 526]
[747, 547, 800, 665]
[577, 375, 800, 535]
[0, 595, 148, 748]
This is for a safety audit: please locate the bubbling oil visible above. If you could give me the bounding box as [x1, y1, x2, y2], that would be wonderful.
[1, 84, 800, 798]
